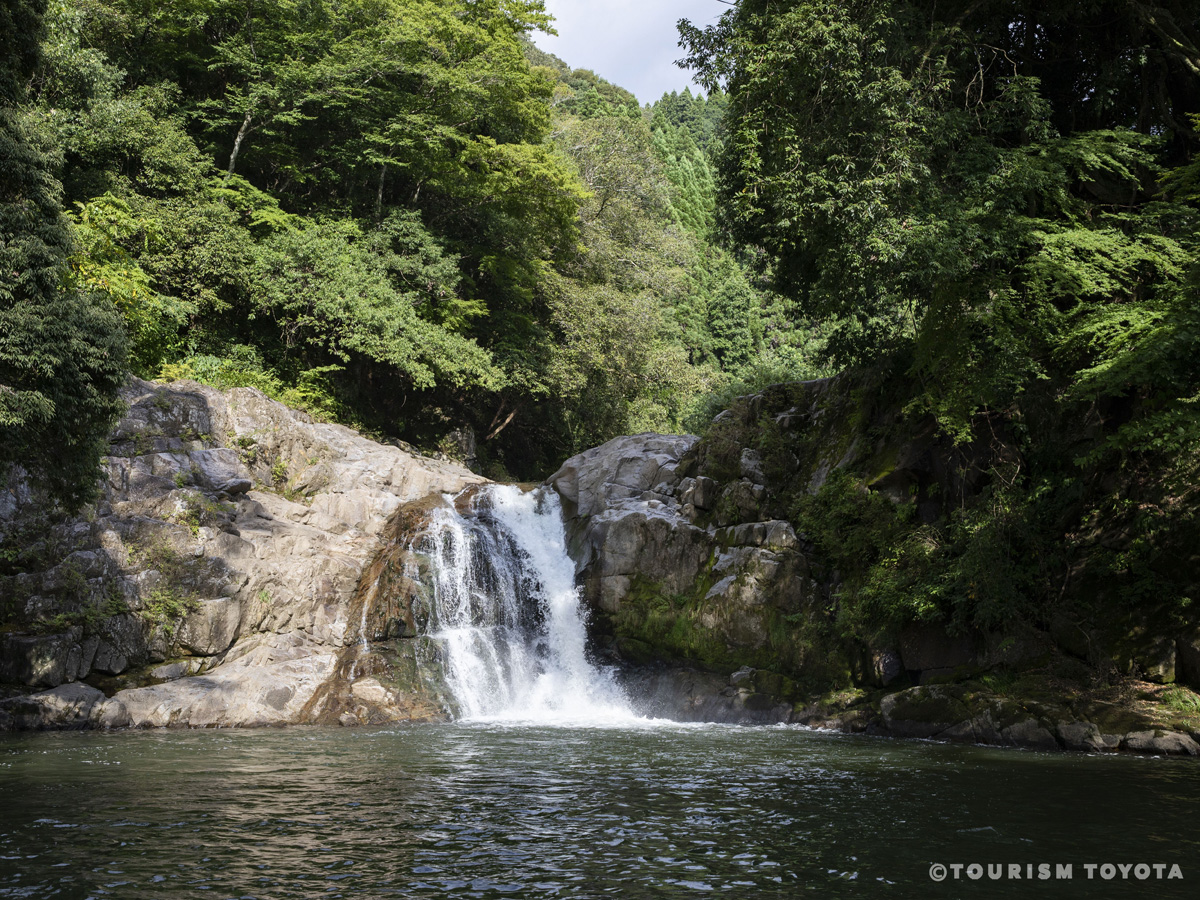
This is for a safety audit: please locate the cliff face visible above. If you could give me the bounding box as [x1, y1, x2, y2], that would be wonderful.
[547, 378, 1200, 754]
[0, 378, 480, 729]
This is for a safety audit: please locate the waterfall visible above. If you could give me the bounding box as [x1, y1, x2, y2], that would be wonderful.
[423, 484, 636, 724]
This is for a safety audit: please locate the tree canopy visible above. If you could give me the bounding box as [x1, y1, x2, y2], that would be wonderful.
[680, 0, 1200, 642]
[1, 0, 127, 508]
[2, 0, 812, 488]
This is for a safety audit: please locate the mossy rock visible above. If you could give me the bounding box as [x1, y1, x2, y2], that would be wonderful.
[614, 636, 659, 666]
[750, 669, 804, 704]
[883, 684, 977, 729]
[1072, 700, 1151, 736]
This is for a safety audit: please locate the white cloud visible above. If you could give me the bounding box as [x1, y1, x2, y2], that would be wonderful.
[535, 0, 726, 104]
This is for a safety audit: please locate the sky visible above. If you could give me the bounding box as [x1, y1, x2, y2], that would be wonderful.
[534, 1, 728, 105]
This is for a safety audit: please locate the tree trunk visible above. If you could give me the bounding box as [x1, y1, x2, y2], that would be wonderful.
[226, 107, 254, 180]
[375, 163, 386, 220]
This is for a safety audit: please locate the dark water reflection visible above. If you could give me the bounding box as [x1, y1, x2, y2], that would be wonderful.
[0, 724, 1196, 898]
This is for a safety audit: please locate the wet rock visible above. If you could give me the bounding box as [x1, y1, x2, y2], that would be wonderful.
[1001, 718, 1060, 751]
[880, 685, 968, 739]
[0, 683, 106, 730]
[880, 685, 1063, 750]
[1121, 730, 1200, 756]
[622, 667, 791, 725]
[92, 698, 132, 729]
[1056, 721, 1113, 752]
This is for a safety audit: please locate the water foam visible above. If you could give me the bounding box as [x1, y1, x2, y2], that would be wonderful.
[425, 484, 639, 725]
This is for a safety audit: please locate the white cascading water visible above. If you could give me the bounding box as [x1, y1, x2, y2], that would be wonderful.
[424, 484, 637, 725]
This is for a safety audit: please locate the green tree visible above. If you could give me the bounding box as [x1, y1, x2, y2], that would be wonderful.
[0, 0, 127, 508]
[679, 0, 1200, 639]
[250, 215, 501, 394]
[681, 0, 1200, 431]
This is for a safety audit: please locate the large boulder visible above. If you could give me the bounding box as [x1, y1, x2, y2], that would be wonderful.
[0, 630, 87, 687]
[1177, 635, 1200, 690]
[550, 433, 699, 521]
[0, 683, 110, 730]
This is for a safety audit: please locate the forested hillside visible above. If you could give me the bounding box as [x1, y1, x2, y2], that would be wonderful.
[679, 0, 1200, 674]
[5, 0, 1199, 688]
[1, 0, 820, 502]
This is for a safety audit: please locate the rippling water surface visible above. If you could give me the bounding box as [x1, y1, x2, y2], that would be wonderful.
[1, 724, 1196, 899]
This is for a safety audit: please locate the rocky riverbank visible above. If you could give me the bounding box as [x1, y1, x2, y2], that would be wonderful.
[2, 378, 1199, 756]
[546, 415, 1200, 756]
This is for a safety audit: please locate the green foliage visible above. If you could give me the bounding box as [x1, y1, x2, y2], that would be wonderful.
[251, 217, 501, 392]
[69, 193, 194, 374]
[676, 0, 1200, 664]
[130, 530, 200, 633]
[176, 490, 231, 536]
[0, 0, 127, 510]
[788, 464, 1068, 643]
[1161, 685, 1200, 716]
[9, 0, 802, 487]
[682, 0, 1200, 427]
[651, 87, 727, 156]
[651, 114, 717, 237]
[142, 587, 198, 635]
[524, 42, 640, 116]
[683, 348, 832, 435]
[161, 348, 346, 425]
[35, 590, 125, 634]
[0, 0, 47, 105]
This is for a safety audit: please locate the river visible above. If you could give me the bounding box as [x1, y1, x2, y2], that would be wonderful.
[1, 722, 1196, 899]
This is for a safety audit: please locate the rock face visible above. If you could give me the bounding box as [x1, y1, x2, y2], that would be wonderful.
[548, 433, 822, 686]
[0, 683, 116, 731]
[621, 666, 793, 725]
[4, 377, 1198, 757]
[0, 378, 484, 729]
[545, 418, 1200, 751]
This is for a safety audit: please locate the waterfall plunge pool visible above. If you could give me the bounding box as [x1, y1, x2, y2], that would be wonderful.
[1, 723, 1196, 898]
[2, 486, 1196, 898]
